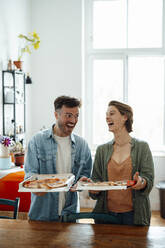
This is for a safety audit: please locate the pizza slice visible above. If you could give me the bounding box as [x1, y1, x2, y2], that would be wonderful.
[80, 181, 111, 187]
[23, 179, 37, 189]
[80, 180, 136, 187]
[23, 177, 67, 189]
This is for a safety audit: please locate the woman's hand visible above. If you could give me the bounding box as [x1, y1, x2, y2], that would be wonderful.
[132, 172, 147, 190]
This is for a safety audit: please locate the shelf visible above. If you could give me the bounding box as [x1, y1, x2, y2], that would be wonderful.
[2, 70, 26, 142]
[3, 70, 24, 74]
[4, 102, 14, 105]
[3, 86, 14, 88]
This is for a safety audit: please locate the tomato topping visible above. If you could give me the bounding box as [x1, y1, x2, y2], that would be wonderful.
[127, 180, 136, 186]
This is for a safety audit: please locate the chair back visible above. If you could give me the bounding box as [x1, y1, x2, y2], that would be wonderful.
[0, 198, 20, 219]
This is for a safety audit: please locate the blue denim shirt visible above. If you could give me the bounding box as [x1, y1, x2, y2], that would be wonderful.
[24, 125, 92, 221]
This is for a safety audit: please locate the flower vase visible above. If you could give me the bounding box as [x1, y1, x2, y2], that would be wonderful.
[0, 144, 9, 157]
[13, 61, 23, 70]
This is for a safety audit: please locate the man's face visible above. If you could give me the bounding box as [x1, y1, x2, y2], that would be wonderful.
[54, 105, 79, 137]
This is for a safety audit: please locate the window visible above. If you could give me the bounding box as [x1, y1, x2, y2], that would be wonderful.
[83, 0, 165, 152]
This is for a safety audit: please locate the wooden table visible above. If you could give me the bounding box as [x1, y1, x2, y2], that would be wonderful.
[0, 219, 165, 248]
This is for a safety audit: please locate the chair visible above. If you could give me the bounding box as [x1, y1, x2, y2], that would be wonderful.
[0, 198, 20, 219]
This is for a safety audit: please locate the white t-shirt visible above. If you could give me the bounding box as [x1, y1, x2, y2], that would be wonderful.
[54, 134, 71, 215]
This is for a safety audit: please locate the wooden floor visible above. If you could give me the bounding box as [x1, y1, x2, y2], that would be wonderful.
[0, 210, 165, 226]
[150, 211, 165, 226]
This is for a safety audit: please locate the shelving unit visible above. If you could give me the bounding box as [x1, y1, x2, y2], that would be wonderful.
[2, 70, 25, 143]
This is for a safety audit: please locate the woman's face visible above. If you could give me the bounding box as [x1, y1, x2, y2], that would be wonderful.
[106, 105, 127, 133]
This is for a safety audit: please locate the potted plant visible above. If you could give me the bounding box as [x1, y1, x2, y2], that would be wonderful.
[14, 31, 40, 70]
[11, 141, 25, 166]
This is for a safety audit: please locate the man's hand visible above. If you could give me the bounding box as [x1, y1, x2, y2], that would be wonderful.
[84, 178, 100, 194]
[70, 176, 91, 192]
[132, 172, 146, 190]
[89, 189, 100, 194]
[79, 177, 100, 194]
[79, 176, 92, 182]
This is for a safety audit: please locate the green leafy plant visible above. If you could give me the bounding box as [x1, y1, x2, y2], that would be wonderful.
[18, 31, 40, 61]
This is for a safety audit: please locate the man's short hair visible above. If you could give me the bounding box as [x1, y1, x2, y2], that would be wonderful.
[54, 95, 81, 111]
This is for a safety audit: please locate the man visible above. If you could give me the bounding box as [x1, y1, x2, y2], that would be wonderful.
[25, 95, 92, 221]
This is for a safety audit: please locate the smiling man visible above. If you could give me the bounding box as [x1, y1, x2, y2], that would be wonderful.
[54, 97, 80, 137]
[25, 96, 92, 221]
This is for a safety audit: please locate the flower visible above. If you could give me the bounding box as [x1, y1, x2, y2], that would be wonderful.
[0, 135, 11, 147]
[18, 31, 40, 61]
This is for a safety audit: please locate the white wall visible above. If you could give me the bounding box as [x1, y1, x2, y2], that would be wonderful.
[0, 0, 31, 64]
[28, 0, 82, 141]
[0, 0, 31, 136]
[0, 0, 165, 211]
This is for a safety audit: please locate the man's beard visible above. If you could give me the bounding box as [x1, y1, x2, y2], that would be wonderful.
[58, 121, 75, 136]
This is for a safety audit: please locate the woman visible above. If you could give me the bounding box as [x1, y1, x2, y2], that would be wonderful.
[89, 100, 154, 225]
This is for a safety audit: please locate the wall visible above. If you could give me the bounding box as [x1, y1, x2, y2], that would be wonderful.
[0, 0, 31, 65]
[0, 0, 165, 211]
[0, 0, 31, 136]
[29, 0, 82, 141]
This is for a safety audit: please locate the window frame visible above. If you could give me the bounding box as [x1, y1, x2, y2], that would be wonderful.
[83, 0, 165, 152]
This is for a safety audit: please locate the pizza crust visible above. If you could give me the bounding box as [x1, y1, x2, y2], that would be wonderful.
[23, 178, 67, 189]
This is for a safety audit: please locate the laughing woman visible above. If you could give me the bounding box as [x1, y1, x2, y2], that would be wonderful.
[89, 100, 154, 226]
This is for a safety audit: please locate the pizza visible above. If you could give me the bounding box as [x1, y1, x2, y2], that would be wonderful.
[80, 181, 124, 187]
[23, 177, 67, 190]
[80, 180, 136, 187]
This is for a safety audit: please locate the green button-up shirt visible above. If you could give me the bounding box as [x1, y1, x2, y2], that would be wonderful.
[89, 138, 154, 226]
